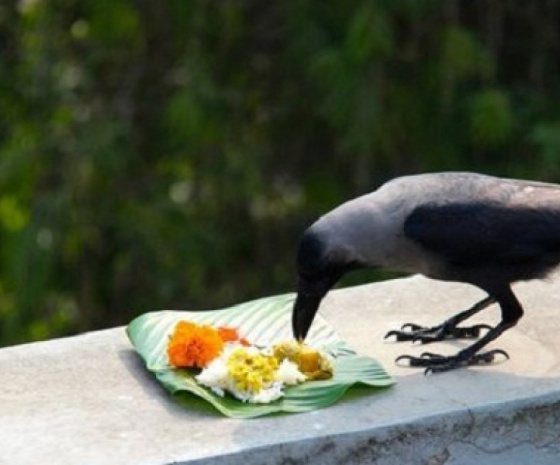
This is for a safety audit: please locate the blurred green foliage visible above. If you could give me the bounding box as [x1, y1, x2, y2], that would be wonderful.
[1, 1, 560, 346]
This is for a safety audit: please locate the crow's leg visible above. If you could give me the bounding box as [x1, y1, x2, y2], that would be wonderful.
[385, 296, 495, 343]
[396, 286, 523, 373]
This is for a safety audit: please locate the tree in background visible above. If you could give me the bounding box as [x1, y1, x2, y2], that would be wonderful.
[1, 0, 559, 346]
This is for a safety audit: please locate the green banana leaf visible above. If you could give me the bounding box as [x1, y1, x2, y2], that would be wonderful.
[127, 293, 395, 419]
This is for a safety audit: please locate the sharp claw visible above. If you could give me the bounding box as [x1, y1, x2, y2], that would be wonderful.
[395, 354, 414, 366]
[385, 330, 414, 342]
[496, 349, 510, 360]
[401, 323, 424, 332]
[384, 330, 397, 340]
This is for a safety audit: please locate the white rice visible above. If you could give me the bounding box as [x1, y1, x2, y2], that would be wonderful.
[195, 343, 306, 404]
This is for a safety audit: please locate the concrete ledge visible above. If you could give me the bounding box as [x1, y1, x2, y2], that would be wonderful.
[2, 274, 560, 464]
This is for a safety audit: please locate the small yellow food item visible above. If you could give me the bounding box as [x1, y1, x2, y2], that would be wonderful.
[273, 340, 334, 380]
[298, 346, 321, 373]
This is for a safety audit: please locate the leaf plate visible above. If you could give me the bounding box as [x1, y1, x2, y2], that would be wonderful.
[127, 293, 395, 419]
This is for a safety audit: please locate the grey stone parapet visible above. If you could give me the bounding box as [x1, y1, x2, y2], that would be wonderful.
[2, 274, 560, 464]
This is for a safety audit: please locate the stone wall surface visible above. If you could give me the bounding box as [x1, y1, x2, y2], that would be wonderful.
[2, 274, 560, 464]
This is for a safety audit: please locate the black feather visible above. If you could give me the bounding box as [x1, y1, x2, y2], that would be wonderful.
[404, 202, 560, 284]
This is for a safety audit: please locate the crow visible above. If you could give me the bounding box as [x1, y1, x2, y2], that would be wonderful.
[291, 172, 560, 373]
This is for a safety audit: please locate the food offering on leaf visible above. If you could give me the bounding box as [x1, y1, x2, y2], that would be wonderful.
[273, 340, 334, 380]
[166, 320, 334, 404]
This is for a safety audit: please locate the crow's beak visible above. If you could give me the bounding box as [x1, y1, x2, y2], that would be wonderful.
[292, 276, 332, 341]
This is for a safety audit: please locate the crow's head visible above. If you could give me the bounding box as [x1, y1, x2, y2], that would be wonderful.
[292, 226, 364, 340]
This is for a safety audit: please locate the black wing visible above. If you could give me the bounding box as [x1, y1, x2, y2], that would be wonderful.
[404, 202, 560, 279]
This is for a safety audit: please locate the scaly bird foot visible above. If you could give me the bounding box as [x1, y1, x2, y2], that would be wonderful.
[385, 323, 492, 344]
[395, 349, 509, 374]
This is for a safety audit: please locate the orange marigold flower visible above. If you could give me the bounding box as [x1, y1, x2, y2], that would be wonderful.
[167, 321, 224, 368]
